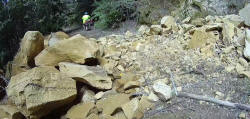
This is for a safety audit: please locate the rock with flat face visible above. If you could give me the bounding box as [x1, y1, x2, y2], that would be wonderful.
[152, 81, 172, 101]
[239, 4, 250, 26]
[138, 25, 150, 35]
[35, 34, 99, 66]
[66, 102, 95, 119]
[244, 29, 250, 60]
[0, 105, 24, 119]
[12, 31, 44, 76]
[121, 98, 143, 119]
[96, 94, 130, 115]
[160, 16, 178, 31]
[7, 67, 77, 119]
[188, 30, 216, 49]
[48, 31, 70, 47]
[59, 62, 112, 90]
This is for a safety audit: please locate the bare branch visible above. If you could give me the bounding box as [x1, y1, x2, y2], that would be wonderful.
[177, 92, 250, 111]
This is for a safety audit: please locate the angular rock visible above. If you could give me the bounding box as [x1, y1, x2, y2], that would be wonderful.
[96, 94, 130, 115]
[152, 81, 172, 101]
[182, 16, 191, 24]
[104, 45, 121, 59]
[86, 113, 99, 119]
[138, 96, 155, 113]
[138, 25, 150, 35]
[147, 92, 159, 102]
[81, 88, 96, 103]
[95, 91, 105, 100]
[244, 29, 250, 60]
[160, 16, 178, 31]
[223, 14, 244, 27]
[113, 111, 127, 119]
[123, 81, 140, 90]
[239, 57, 248, 67]
[239, 4, 250, 26]
[66, 102, 95, 119]
[222, 21, 235, 46]
[191, 18, 205, 26]
[7, 67, 77, 118]
[35, 34, 99, 66]
[0, 105, 24, 119]
[12, 31, 44, 76]
[239, 112, 246, 119]
[188, 30, 216, 49]
[48, 31, 70, 47]
[59, 62, 112, 90]
[236, 63, 245, 75]
[149, 25, 162, 35]
[122, 98, 143, 119]
[98, 57, 118, 74]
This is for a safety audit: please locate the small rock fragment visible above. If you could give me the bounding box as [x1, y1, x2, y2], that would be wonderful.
[152, 81, 172, 101]
[95, 91, 105, 100]
[147, 92, 159, 102]
[239, 112, 246, 119]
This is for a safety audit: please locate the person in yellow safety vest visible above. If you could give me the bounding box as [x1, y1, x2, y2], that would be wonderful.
[82, 12, 90, 24]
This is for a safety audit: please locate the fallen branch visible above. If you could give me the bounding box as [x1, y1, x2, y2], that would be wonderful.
[177, 92, 250, 111]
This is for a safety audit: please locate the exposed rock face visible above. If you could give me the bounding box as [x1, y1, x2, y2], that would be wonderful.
[66, 102, 95, 119]
[12, 31, 44, 76]
[59, 62, 112, 90]
[239, 4, 250, 26]
[7, 67, 77, 118]
[35, 34, 99, 66]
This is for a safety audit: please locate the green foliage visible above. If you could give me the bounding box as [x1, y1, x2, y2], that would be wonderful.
[0, 0, 69, 68]
[92, 0, 137, 29]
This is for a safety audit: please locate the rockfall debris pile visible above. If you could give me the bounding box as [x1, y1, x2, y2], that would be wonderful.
[1, 5, 250, 119]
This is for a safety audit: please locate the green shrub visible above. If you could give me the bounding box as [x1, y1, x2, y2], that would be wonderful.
[92, 0, 137, 29]
[0, 0, 68, 68]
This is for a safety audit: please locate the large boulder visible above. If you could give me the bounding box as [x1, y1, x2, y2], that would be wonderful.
[239, 4, 250, 26]
[35, 34, 99, 66]
[59, 62, 112, 90]
[7, 67, 77, 119]
[12, 31, 44, 76]
[48, 31, 70, 47]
